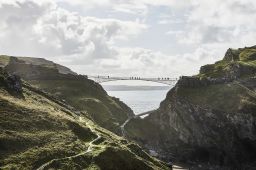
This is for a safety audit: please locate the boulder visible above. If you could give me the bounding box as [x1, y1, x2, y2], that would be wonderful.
[6, 74, 22, 93]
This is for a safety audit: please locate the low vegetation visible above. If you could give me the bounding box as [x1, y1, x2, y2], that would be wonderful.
[0, 70, 169, 169]
[1, 56, 133, 134]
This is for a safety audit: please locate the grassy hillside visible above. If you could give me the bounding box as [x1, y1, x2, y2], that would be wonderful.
[0, 69, 168, 170]
[177, 82, 256, 113]
[1, 56, 134, 134]
[181, 46, 256, 112]
[199, 47, 256, 79]
[0, 56, 76, 75]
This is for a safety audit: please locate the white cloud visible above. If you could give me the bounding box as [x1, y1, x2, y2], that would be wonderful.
[0, 0, 147, 62]
[0, 0, 256, 78]
[56, 0, 189, 16]
[179, 0, 256, 47]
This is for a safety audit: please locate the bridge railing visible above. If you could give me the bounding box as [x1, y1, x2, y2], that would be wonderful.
[88, 75, 178, 81]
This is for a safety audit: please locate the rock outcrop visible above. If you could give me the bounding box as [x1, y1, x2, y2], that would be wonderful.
[223, 48, 239, 61]
[126, 46, 256, 169]
[6, 74, 22, 93]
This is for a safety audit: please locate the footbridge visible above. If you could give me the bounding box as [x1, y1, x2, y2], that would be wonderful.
[88, 75, 178, 85]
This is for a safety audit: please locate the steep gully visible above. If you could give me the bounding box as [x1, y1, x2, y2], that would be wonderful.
[120, 110, 188, 170]
[36, 117, 101, 170]
[120, 109, 157, 137]
[36, 97, 187, 169]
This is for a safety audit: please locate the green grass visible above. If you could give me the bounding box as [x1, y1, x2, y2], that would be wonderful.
[2, 55, 131, 133]
[0, 72, 169, 169]
[199, 60, 231, 78]
[239, 48, 256, 61]
[199, 47, 256, 79]
[0, 55, 10, 66]
[29, 79, 132, 133]
[177, 82, 256, 113]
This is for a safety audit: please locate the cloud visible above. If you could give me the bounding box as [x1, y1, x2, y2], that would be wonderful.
[56, 0, 189, 16]
[69, 46, 214, 78]
[69, 47, 179, 77]
[178, 0, 256, 47]
[0, 0, 256, 78]
[0, 0, 147, 63]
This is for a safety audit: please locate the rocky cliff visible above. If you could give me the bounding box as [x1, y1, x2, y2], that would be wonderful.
[126, 46, 256, 169]
[0, 55, 134, 134]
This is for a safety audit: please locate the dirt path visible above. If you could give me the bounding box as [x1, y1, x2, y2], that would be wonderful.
[37, 117, 101, 170]
[120, 117, 132, 137]
[173, 164, 189, 170]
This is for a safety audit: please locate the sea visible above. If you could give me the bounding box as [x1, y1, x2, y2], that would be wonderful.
[104, 86, 173, 115]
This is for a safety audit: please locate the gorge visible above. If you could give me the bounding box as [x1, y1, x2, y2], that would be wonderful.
[1, 45, 256, 170]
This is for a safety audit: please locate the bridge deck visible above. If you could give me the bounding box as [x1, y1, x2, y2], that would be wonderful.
[88, 75, 178, 85]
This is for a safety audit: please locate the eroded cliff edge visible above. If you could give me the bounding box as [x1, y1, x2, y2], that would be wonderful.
[126, 46, 256, 169]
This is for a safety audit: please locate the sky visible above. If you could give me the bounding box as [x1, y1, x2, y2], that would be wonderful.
[0, 0, 256, 79]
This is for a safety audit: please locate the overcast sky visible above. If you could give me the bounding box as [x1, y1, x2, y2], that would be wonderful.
[0, 0, 256, 78]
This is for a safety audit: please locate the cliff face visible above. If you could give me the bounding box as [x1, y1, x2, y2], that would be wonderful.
[127, 46, 256, 169]
[0, 56, 134, 134]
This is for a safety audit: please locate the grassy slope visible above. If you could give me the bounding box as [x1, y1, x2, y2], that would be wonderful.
[0, 73, 168, 169]
[28, 79, 132, 133]
[198, 47, 256, 79]
[0, 55, 133, 134]
[177, 82, 256, 113]
[183, 47, 256, 112]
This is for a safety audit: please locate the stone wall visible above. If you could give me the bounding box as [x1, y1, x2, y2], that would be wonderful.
[177, 76, 232, 88]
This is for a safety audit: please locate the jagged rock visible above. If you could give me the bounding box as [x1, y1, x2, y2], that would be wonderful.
[6, 74, 22, 93]
[223, 48, 239, 61]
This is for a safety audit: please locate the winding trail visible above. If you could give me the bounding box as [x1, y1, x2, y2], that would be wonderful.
[120, 118, 132, 137]
[37, 117, 101, 170]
